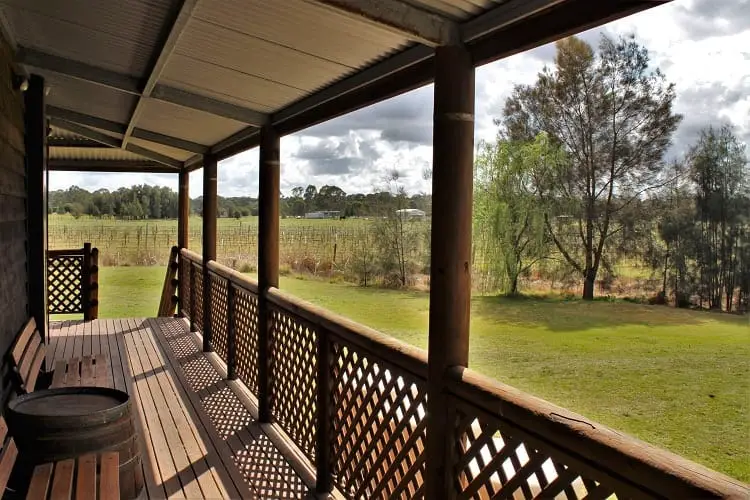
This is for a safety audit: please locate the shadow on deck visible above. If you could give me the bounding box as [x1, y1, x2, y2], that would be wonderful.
[48, 317, 318, 499]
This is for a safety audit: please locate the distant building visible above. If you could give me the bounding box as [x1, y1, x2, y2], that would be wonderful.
[304, 210, 341, 219]
[395, 209, 426, 219]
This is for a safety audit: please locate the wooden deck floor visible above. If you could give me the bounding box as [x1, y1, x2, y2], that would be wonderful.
[48, 317, 313, 499]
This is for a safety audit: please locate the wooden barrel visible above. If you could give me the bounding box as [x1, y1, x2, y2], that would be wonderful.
[7, 387, 144, 499]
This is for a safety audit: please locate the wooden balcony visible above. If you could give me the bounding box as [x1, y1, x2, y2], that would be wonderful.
[45, 250, 748, 499]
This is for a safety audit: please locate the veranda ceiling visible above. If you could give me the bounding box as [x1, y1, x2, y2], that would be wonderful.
[0, 0, 667, 173]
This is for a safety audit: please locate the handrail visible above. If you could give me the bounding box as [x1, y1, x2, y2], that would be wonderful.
[446, 366, 749, 499]
[207, 260, 259, 294]
[266, 287, 428, 380]
[174, 250, 749, 499]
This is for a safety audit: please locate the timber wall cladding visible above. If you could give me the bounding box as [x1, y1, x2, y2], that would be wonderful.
[0, 34, 27, 404]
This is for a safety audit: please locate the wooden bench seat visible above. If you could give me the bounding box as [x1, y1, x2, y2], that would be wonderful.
[26, 453, 119, 500]
[0, 417, 19, 496]
[9, 318, 47, 393]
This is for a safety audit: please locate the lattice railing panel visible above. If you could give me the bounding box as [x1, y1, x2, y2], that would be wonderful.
[209, 273, 229, 362]
[330, 340, 427, 499]
[179, 256, 192, 319]
[234, 286, 260, 394]
[269, 307, 318, 462]
[194, 263, 204, 333]
[450, 398, 617, 500]
[47, 255, 84, 314]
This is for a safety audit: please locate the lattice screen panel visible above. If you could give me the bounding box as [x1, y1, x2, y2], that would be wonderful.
[234, 287, 260, 394]
[209, 273, 229, 362]
[194, 263, 204, 333]
[47, 255, 84, 314]
[330, 340, 427, 499]
[269, 307, 318, 462]
[450, 399, 618, 500]
[179, 257, 192, 319]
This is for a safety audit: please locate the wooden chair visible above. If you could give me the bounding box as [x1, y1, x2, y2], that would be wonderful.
[0, 417, 19, 496]
[26, 452, 119, 500]
[9, 318, 47, 394]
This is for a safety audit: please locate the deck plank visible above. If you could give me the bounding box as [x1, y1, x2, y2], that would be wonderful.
[49, 317, 313, 500]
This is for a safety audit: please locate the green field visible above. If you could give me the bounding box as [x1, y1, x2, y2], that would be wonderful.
[89, 266, 750, 481]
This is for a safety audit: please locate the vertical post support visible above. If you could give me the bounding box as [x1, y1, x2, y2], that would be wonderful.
[315, 329, 332, 493]
[90, 248, 99, 320]
[190, 263, 197, 332]
[82, 242, 92, 321]
[257, 124, 280, 423]
[425, 44, 475, 498]
[24, 74, 48, 341]
[202, 154, 218, 352]
[177, 170, 190, 316]
[226, 283, 237, 380]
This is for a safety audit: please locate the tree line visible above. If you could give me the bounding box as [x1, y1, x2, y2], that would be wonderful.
[474, 34, 749, 310]
[50, 184, 432, 220]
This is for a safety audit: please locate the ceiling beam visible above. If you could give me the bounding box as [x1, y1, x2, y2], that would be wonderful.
[48, 137, 103, 148]
[130, 128, 207, 154]
[47, 106, 207, 154]
[152, 85, 267, 126]
[48, 117, 120, 148]
[308, 0, 458, 46]
[18, 46, 141, 94]
[18, 48, 269, 125]
[47, 106, 125, 135]
[50, 116, 183, 169]
[122, 0, 201, 148]
[124, 144, 183, 169]
[49, 159, 180, 173]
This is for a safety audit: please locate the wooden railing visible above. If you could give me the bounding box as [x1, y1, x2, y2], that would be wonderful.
[47, 243, 99, 320]
[176, 249, 748, 499]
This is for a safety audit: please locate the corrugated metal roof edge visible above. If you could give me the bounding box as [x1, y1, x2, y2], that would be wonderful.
[190, 0, 667, 171]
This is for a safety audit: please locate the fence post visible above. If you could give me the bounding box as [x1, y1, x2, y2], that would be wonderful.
[226, 283, 237, 380]
[90, 248, 99, 320]
[315, 328, 332, 494]
[190, 263, 197, 333]
[82, 243, 92, 321]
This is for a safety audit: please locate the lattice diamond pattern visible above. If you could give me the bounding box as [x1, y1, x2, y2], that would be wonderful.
[209, 274, 229, 362]
[269, 307, 318, 462]
[179, 257, 192, 319]
[330, 341, 427, 499]
[451, 401, 616, 500]
[194, 263, 204, 332]
[47, 255, 84, 314]
[234, 287, 260, 394]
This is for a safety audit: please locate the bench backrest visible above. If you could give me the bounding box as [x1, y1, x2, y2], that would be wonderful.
[9, 318, 47, 393]
[0, 417, 18, 494]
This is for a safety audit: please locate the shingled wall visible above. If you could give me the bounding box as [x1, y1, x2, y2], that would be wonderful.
[0, 33, 27, 403]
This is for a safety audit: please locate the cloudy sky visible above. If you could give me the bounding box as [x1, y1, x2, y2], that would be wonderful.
[49, 0, 750, 197]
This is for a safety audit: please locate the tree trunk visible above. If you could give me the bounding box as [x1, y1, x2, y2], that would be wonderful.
[582, 269, 596, 300]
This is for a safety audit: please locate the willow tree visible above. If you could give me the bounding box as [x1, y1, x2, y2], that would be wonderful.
[503, 34, 681, 299]
[474, 133, 559, 295]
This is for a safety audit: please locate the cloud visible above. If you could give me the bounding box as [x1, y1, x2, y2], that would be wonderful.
[672, 0, 750, 41]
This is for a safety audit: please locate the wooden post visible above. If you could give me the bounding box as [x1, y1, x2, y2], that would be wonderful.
[178, 170, 189, 317]
[90, 248, 99, 320]
[315, 330, 332, 493]
[257, 124, 280, 423]
[226, 283, 237, 380]
[24, 74, 48, 341]
[202, 154, 218, 352]
[425, 44, 475, 498]
[82, 243, 92, 321]
[190, 263, 197, 333]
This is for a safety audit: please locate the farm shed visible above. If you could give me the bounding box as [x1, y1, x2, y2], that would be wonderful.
[0, 0, 747, 498]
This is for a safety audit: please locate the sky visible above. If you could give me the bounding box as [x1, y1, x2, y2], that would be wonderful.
[49, 0, 750, 198]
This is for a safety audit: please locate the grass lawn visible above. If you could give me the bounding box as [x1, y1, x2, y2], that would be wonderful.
[93, 266, 750, 481]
